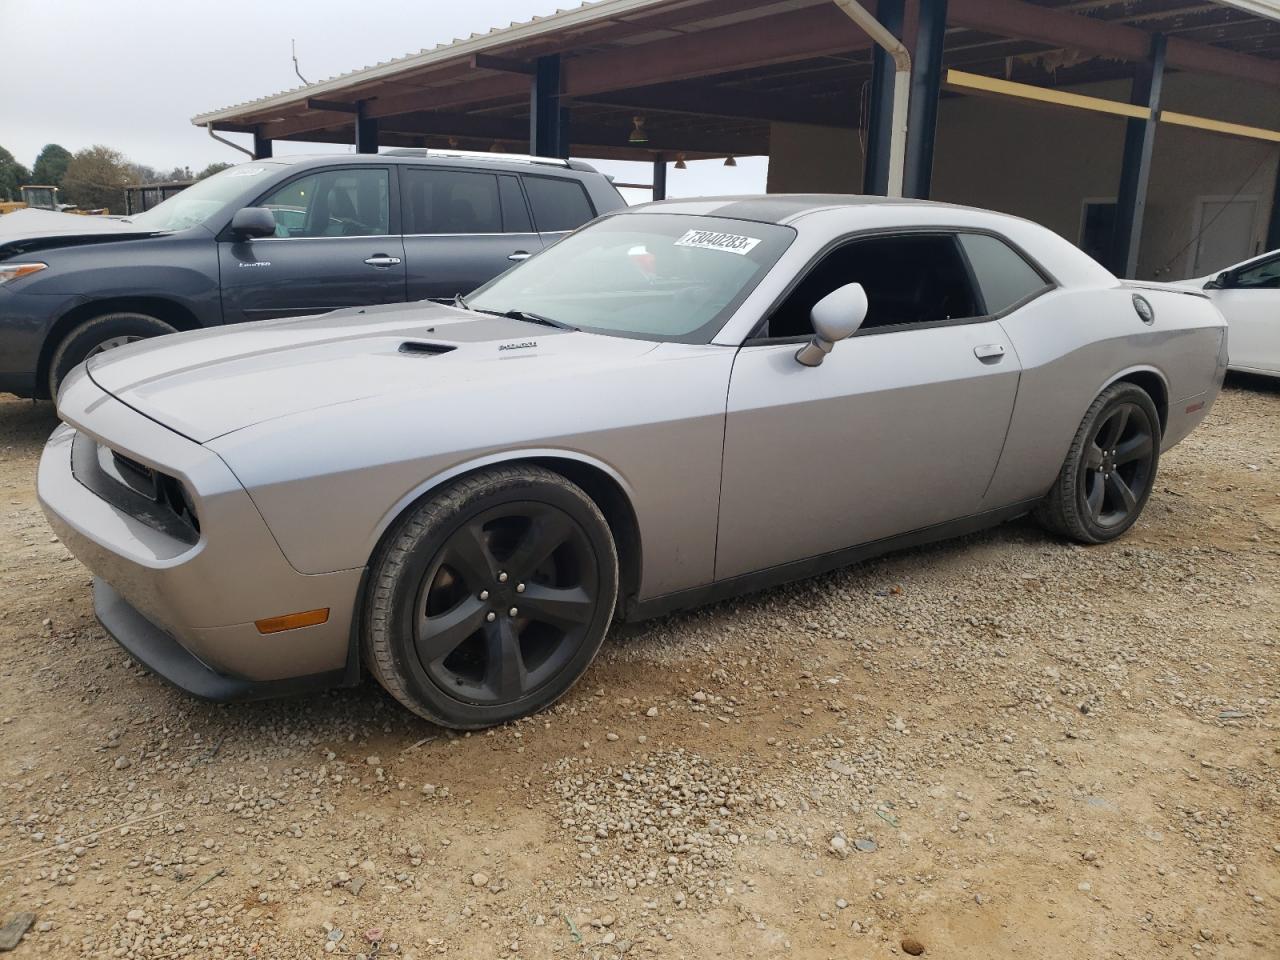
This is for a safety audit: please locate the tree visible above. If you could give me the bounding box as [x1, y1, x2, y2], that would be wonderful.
[60, 145, 132, 212]
[0, 146, 31, 201]
[196, 162, 232, 180]
[31, 144, 72, 188]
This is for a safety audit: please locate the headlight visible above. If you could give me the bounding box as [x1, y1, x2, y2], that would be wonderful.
[0, 262, 48, 285]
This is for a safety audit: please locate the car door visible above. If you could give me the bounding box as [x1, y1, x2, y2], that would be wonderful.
[1214, 254, 1280, 373]
[218, 165, 405, 323]
[715, 232, 1023, 581]
[400, 167, 543, 301]
[522, 173, 600, 247]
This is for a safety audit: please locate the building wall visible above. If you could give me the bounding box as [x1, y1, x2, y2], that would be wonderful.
[768, 74, 1279, 279]
[766, 123, 864, 193]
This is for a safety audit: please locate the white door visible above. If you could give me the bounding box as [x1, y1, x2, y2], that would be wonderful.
[1191, 198, 1258, 276]
[1212, 253, 1280, 374]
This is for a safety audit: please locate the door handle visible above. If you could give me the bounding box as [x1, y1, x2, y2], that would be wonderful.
[363, 255, 402, 267]
[507, 251, 531, 262]
[974, 344, 1006, 362]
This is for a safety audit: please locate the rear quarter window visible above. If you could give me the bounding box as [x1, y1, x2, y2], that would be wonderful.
[523, 176, 596, 233]
[958, 233, 1050, 315]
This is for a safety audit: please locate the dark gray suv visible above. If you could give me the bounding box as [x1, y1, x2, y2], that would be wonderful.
[0, 150, 626, 398]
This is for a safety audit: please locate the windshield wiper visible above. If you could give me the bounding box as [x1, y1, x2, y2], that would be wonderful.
[494, 309, 578, 331]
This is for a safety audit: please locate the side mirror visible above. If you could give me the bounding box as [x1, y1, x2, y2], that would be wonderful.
[230, 206, 277, 239]
[796, 282, 868, 367]
[1206, 270, 1231, 290]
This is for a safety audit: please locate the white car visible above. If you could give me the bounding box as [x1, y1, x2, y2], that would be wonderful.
[1180, 250, 1280, 377]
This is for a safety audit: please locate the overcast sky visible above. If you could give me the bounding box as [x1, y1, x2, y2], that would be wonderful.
[3, 0, 768, 203]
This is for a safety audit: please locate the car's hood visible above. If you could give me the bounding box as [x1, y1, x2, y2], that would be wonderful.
[85, 301, 660, 443]
[0, 208, 167, 258]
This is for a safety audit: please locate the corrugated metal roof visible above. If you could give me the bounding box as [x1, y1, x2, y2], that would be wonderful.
[191, 0, 675, 125]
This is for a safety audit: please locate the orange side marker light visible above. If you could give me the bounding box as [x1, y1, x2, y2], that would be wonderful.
[255, 608, 330, 634]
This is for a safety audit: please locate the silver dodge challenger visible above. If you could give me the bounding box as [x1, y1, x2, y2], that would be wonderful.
[38, 196, 1228, 728]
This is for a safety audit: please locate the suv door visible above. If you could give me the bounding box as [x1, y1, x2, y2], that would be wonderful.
[523, 173, 600, 245]
[218, 165, 405, 323]
[715, 232, 1023, 580]
[400, 167, 542, 301]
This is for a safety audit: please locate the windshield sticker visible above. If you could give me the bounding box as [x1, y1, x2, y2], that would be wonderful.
[227, 166, 269, 177]
[674, 229, 761, 256]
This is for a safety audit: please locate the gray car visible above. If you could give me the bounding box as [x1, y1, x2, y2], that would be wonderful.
[0, 150, 625, 399]
[37, 196, 1228, 728]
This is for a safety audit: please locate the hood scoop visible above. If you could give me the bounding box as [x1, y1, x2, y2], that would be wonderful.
[398, 340, 457, 356]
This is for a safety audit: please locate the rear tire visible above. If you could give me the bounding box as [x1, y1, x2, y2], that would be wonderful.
[1035, 382, 1161, 544]
[48, 312, 177, 398]
[364, 465, 618, 729]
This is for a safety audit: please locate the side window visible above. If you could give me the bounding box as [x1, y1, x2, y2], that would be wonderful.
[523, 176, 596, 233]
[259, 168, 389, 238]
[958, 233, 1049, 314]
[765, 234, 981, 339]
[1233, 256, 1280, 289]
[498, 175, 533, 233]
[403, 169, 501, 234]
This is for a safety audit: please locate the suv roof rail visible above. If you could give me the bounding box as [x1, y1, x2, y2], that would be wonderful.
[382, 147, 569, 167]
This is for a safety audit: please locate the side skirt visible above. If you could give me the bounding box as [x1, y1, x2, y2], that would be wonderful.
[624, 499, 1039, 623]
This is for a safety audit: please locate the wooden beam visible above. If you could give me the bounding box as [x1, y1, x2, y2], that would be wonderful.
[576, 81, 858, 129]
[305, 98, 360, 114]
[471, 53, 535, 75]
[1159, 110, 1280, 143]
[364, 72, 529, 119]
[944, 69, 1150, 118]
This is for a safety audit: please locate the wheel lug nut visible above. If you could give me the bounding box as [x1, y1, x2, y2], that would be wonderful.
[509, 607, 519, 617]
[479, 590, 489, 600]
[485, 612, 496, 622]
[498, 571, 509, 583]
[516, 583, 525, 594]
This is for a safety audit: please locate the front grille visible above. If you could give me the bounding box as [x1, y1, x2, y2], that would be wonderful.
[70, 431, 200, 545]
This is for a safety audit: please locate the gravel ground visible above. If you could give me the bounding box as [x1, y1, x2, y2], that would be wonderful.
[0, 380, 1276, 959]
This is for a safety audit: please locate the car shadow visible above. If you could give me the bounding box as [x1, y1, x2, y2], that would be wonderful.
[1224, 370, 1280, 395]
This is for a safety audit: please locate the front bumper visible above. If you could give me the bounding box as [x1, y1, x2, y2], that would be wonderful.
[94, 579, 352, 701]
[37, 369, 364, 693]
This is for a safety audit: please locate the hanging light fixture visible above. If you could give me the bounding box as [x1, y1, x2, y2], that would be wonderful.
[628, 116, 648, 145]
[724, 155, 737, 167]
[674, 154, 687, 170]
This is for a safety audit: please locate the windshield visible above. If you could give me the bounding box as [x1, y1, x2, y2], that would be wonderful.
[467, 213, 795, 343]
[128, 162, 280, 231]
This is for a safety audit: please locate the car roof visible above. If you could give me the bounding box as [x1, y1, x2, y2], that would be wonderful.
[255, 151, 601, 175]
[627, 194, 1003, 225]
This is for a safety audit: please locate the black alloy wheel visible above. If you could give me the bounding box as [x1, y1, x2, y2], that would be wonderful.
[1079, 401, 1156, 531]
[365, 466, 618, 728]
[415, 502, 601, 705]
[1036, 382, 1162, 544]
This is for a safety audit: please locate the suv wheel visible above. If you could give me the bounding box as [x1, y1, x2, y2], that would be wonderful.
[48, 312, 177, 398]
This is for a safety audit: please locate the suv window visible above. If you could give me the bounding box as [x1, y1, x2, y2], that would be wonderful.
[403, 168, 501, 234]
[524, 176, 596, 233]
[1233, 255, 1280, 289]
[958, 233, 1049, 313]
[260, 168, 389, 238]
[765, 234, 981, 338]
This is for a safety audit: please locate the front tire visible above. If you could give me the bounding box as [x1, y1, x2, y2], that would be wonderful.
[364, 466, 618, 729]
[1035, 382, 1161, 544]
[48, 312, 177, 398]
